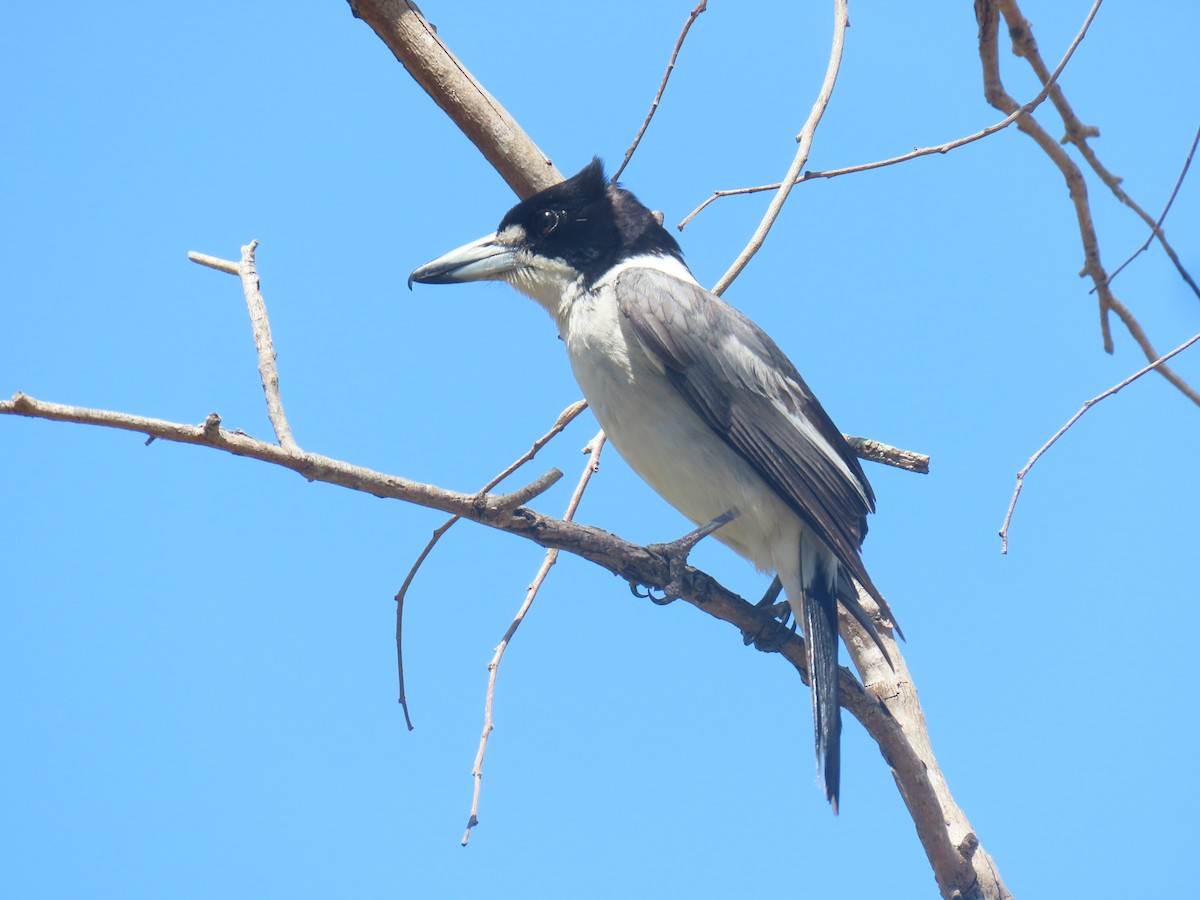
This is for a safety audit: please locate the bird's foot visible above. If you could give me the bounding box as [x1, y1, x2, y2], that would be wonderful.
[741, 575, 797, 648]
[634, 509, 738, 605]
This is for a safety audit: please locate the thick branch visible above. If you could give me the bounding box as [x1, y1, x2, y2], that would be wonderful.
[346, 0, 559, 199]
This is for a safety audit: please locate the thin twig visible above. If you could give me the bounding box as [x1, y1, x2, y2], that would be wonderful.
[462, 430, 607, 845]
[681, 0, 1098, 231]
[611, 1, 707, 183]
[999, 330, 1200, 553]
[710, 0, 848, 296]
[188, 242, 300, 451]
[393, 400, 589, 729]
[1092, 123, 1200, 296]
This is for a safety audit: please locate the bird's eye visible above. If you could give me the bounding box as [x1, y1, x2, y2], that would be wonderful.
[534, 209, 561, 237]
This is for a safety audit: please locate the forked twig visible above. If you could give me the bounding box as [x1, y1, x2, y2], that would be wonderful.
[462, 430, 608, 845]
[999, 330, 1200, 553]
[611, 1, 708, 183]
[393, 400, 589, 729]
[188, 242, 300, 452]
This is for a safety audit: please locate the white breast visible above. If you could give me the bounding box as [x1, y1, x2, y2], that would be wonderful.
[558, 261, 805, 579]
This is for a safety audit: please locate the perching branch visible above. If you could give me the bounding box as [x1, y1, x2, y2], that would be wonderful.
[0, 382, 990, 896]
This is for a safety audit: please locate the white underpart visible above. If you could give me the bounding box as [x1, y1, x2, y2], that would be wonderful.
[504, 251, 840, 623]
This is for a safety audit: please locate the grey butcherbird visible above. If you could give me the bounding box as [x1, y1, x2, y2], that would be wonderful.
[409, 159, 898, 811]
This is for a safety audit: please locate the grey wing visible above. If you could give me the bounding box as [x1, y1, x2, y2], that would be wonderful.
[615, 268, 887, 609]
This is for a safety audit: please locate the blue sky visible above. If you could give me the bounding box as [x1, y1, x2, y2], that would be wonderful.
[2, 2, 1198, 897]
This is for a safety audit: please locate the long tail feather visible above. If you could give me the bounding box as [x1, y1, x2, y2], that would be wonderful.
[798, 537, 842, 812]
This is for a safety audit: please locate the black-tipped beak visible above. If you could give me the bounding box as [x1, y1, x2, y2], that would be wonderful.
[407, 233, 520, 290]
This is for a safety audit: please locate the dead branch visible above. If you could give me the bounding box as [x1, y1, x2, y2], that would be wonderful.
[995, 1, 1200, 301]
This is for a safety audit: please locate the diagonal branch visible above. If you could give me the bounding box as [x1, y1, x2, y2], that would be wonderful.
[611, 1, 708, 183]
[346, 0, 560, 199]
[999, 330, 1200, 553]
[1093, 124, 1200, 297]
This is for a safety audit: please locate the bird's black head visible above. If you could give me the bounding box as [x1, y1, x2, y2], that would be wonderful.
[496, 158, 684, 286]
[408, 159, 686, 305]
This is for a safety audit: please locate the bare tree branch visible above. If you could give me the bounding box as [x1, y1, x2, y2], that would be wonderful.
[845, 436, 929, 474]
[0, 382, 1001, 896]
